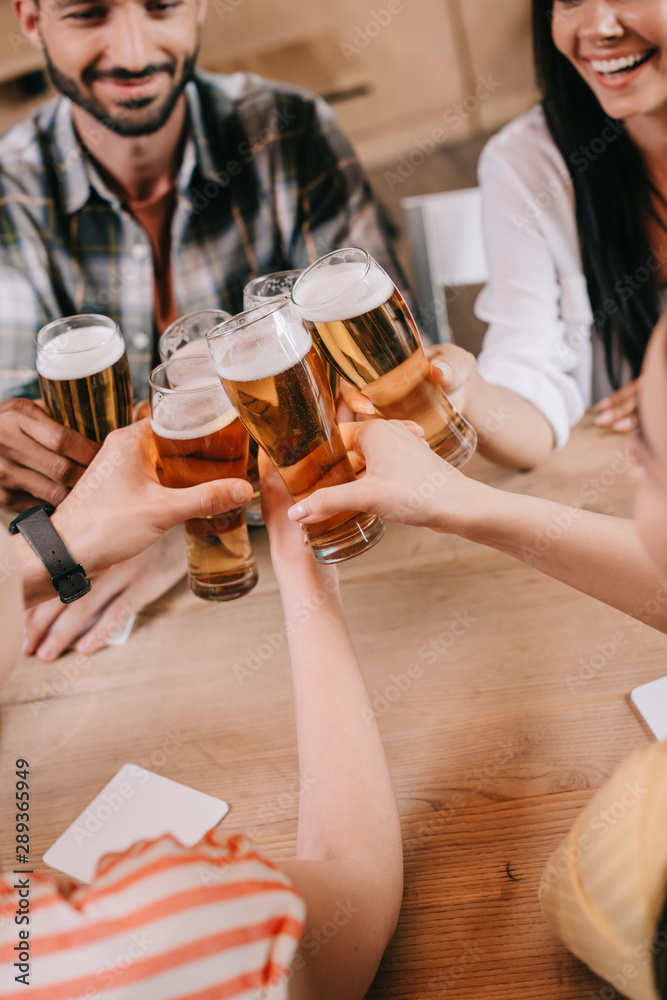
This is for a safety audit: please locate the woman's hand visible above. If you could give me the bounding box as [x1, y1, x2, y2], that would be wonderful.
[286, 419, 486, 534]
[425, 342, 480, 414]
[594, 377, 642, 433]
[336, 343, 480, 419]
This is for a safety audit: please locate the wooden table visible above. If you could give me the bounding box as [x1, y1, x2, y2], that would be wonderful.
[2, 413, 666, 998]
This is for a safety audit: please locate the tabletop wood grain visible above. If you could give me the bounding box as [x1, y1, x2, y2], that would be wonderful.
[2, 412, 665, 999]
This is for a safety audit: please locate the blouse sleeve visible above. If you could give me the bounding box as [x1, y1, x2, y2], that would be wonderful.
[475, 131, 590, 450]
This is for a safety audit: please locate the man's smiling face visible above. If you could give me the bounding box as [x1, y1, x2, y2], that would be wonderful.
[17, 0, 205, 136]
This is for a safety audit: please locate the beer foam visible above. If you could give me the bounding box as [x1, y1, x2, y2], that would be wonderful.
[151, 393, 237, 440]
[170, 338, 210, 360]
[36, 327, 124, 381]
[293, 262, 395, 322]
[212, 316, 312, 383]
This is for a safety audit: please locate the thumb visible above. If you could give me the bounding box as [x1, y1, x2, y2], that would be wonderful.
[339, 379, 375, 416]
[428, 345, 474, 393]
[166, 478, 253, 525]
[287, 480, 371, 524]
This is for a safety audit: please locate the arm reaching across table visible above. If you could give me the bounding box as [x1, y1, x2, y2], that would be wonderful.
[286, 419, 667, 633]
[260, 454, 404, 999]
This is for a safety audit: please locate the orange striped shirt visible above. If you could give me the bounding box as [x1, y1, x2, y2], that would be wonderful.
[0, 833, 305, 1000]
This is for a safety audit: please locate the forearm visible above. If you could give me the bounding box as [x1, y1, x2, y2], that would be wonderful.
[275, 556, 402, 873]
[464, 377, 556, 469]
[451, 486, 667, 629]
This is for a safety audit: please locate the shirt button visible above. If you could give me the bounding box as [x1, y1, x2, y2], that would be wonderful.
[131, 243, 150, 260]
[132, 332, 150, 350]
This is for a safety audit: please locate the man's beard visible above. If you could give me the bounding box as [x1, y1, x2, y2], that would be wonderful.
[44, 48, 198, 138]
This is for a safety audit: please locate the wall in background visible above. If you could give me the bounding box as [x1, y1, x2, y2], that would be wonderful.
[0, 0, 537, 166]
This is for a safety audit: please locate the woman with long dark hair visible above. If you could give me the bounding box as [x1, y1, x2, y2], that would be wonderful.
[342, 0, 667, 469]
[448, 0, 667, 467]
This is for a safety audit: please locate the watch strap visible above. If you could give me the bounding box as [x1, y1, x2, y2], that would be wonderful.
[9, 504, 91, 604]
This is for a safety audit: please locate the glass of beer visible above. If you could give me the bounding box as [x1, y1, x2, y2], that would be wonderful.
[36, 314, 133, 441]
[291, 248, 477, 468]
[243, 270, 303, 309]
[158, 309, 266, 527]
[158, 309, 231, 363]
[207, 299, 384, 564]
[244, 269, 341, 400]
[149, 357, 258, 602]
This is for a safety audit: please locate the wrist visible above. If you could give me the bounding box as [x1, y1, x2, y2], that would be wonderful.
[430, 478, 501, 541]
[272, 548, 340, 599]
[458, 367, 494, 429]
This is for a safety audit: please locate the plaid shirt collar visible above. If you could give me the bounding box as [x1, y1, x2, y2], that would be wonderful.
[51, 76, 222, 215]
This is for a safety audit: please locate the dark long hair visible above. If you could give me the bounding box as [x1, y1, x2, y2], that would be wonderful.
[532, 0, 664, 387]
[655, 891, 667, 1000]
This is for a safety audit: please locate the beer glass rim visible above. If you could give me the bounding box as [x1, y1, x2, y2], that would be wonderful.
[207, 297, 291, 343]
[37, 314, 120, 353]
[149, 356, 222, 395]
[160, 309, 231, 341]
[243, 269, 303, 298]
[158, 309, 232, 362]
[290, 247, 371, 309]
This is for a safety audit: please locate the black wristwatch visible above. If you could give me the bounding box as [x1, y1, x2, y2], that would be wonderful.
[9, 503, 91, 604]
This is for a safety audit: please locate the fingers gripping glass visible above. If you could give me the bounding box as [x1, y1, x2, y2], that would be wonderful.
[291, 248, 477, 468]
[207, 298, 384, 564]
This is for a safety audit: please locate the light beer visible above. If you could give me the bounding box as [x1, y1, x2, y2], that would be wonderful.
[150, 360, 258, 602]
[208, 300, 384, 564]
[37, 323, 133, 442]
[158, 310, 231, 363]
[293, 256, 477, 468]
[243, 269, 340, 399]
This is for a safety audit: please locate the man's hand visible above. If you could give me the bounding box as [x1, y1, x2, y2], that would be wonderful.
[16, 419, 254, 612]
[594, 378, 642, 433]
[50, 419, 253, 577]
[23, 530, 186, 660]
[0, 398, 100, 510]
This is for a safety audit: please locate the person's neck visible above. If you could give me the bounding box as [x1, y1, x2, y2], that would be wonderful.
[71, 97, 188, 204]
[626, 109, 667, 189]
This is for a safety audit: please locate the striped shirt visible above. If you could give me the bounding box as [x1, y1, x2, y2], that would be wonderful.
[0, 69, 396, 400]
[0, 833, 305, 1000]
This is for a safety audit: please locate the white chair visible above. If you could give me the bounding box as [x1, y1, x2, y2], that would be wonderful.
[401, 188, 488, 344]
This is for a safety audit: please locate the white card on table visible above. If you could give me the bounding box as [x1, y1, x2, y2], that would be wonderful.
[43, 764, 229, 883]
[631, 675, 667, 741]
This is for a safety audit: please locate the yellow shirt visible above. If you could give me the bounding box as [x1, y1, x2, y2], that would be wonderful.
[540, 741, 667, 1000]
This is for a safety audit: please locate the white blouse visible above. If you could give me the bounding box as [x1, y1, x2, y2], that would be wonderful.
[475, 104, 623, 449]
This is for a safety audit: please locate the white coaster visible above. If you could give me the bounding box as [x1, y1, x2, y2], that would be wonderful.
[43, 764, 229, 883]
[631, 675, 667, 741]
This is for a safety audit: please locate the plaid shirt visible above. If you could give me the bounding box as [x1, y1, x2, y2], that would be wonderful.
[0, 70, 396, 400]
